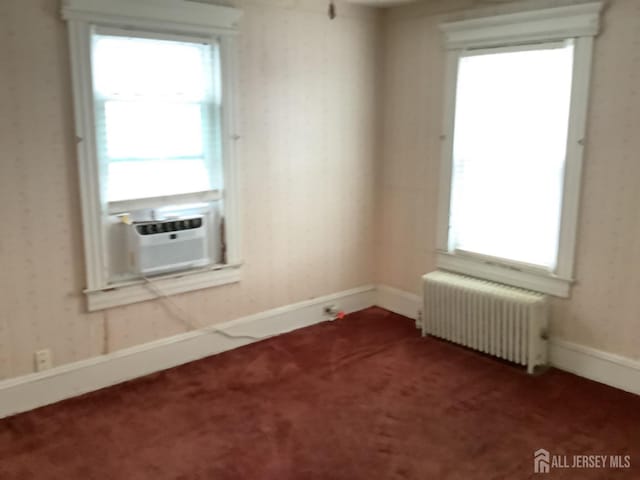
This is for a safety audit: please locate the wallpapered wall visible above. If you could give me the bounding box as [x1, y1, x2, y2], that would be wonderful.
[377, 0, 640, 360]
[0, 0, 380, 380]
[1, 0, 638, 383]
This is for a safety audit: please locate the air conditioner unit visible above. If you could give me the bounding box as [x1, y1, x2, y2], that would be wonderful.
[127, 216, 210, 276]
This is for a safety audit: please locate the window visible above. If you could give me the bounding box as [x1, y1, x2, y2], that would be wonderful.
[63, 0, 243, 311]
[92, 32, 223, 203]
[450, 42, 574, 270]
[437, 3, 603, 297]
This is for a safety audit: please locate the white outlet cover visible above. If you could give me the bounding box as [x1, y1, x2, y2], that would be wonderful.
[35, 349, 53, 371]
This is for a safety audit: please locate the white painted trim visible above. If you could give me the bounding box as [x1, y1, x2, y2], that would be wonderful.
[62, 1, 244, 307]
[436, 252, 571, 297]
[549, 339, 640, 396]
[440, 2, 603, 49]
[376, 284, 640, 396]
[61, 0, 243, 33]
[0, 285, 376, 419]
[376, 284, 420, 320]
[107, 190, 222, 215]
[67, 19, 106, 290]
[87, 266, 242, 311]
[435, 51, 458, 253]
[435, 5, 600, 297]
[2, 285, 639, 419]
[219, 35, 243, 266]
[555, 36, 594, 279]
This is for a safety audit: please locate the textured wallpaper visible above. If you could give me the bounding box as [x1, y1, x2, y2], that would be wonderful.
[1, 0, 638, 383]
[377, 0, 640, 361]
[0, 0, 380, 380]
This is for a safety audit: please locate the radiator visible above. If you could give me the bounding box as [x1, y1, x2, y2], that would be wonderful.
[422, 271, 549, 374]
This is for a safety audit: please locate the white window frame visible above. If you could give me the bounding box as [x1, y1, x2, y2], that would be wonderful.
[62, 0, 243, 311]
[435, 2, 603, 297]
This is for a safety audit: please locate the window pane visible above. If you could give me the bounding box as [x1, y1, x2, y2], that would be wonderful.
[104, 100, 204, 159]
[449, 44, 574, 269]
[107, 159, 212, 202]
[91, 32, 223, 203]
[92, 35, 213, 101]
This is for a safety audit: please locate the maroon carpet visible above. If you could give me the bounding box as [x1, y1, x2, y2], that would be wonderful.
[0, 307, 639, 479]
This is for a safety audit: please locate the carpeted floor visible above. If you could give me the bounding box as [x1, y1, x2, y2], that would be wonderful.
[0, 307, 639, 479]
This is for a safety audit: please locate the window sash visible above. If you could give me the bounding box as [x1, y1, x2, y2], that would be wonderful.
[448, 41, 574, 271]
[91, 30, 223, 203]
[436, 5, 600, 297]
[95, 99, 214, 161]
[63, 0, 243, 304]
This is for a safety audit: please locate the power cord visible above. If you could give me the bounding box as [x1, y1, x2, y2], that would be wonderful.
[140, 276, 391, 393]
[142, 275, 269, 342]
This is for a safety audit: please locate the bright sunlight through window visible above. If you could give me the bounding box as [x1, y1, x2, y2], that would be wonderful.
[449, 42, 574, 270]
[92, 33, 222, 202]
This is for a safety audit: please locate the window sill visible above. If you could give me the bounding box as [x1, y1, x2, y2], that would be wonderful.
[85, 265, 241, 311]
[108, 190, 222, 215]
[436, 252, 572, 297]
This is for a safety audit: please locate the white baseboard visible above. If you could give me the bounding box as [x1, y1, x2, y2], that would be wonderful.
[0, 285, 376, 419]
[375, 284, 421, 320]
[2, 283, 638, 419]
[549, 339, 640, 396]
[376, 284, 640, 396]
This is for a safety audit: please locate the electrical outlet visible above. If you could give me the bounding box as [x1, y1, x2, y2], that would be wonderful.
[35, 349, 53, 372]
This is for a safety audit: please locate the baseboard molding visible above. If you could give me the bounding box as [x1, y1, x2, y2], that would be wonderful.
[375, 284, 421, 320]
[549, 339, 640, 396]
[0, 285, 376, 419]
[376, 284, 640, 396]
[3, 284, 638, 419]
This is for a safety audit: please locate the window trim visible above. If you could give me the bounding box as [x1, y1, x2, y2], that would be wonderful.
[62, 0, 243, 311]
[107, 190, 222, 215]
[435, 3, 603, 297]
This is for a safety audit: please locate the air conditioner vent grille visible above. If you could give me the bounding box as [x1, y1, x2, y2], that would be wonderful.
[135, 217, 203, 235]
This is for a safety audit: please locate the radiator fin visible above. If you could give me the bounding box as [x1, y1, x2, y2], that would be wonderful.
[422, 271, 548, 373]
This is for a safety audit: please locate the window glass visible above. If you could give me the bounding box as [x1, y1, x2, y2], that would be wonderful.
[449, 43, 574, 269]
[92, 33, 221, 202]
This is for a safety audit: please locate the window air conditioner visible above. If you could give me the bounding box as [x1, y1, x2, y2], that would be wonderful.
[127, 216, 210, 276]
